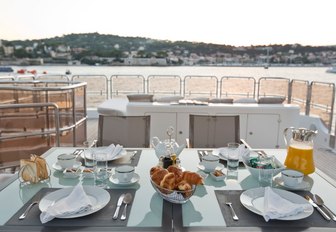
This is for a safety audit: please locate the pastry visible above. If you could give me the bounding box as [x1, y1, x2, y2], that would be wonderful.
[151, 169, 168, 185]
[181, 171, 203, 185]
[150, 165, 163, 176]
[160, 172, 175, 190]
[167, 165, 183, 183]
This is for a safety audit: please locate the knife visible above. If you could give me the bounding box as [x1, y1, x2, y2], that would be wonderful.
[113, 193, 125, 219]
[305, 195, 331, 221]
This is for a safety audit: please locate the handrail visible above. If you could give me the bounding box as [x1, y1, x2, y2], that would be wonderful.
[0, 80, 86, 91]
[0, 103, 61, 146]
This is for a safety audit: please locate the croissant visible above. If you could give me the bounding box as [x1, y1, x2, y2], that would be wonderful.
[176, 180, 192, 191]
[160, 172, 176, 190]
[150, 166, 163, 176]
[167, 165, 183, 183]
[176, 180, 193, 198]
[181, 171, 203, 185]
[151, 169, 168, 185]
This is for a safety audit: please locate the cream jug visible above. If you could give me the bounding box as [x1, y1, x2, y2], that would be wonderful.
[283, 127, 317, 175]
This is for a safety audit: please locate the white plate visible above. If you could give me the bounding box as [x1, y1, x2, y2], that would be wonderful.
[240, 187, 313, 220]
[212, 147, 244, 162]
[52, 161, 82, 171]
[274, 177, 310, 190]
[39, 186, 110, 219]
[81, 147, 127, 161]
[109, 173, 140, 186]
[197, 162, 224, 173]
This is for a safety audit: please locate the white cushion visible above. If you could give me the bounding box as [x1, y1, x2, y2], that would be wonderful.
[233, 98, 257, 103]
[127, 94, 153, 102]
[155, 95, 184, 103]
[209, 98, 233, 104]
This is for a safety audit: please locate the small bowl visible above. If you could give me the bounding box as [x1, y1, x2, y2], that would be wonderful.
[210, 170, 226, 181]
[81, 168, 95, 178]
[242, 155, 285, 180]
[63, 168, 80, 178]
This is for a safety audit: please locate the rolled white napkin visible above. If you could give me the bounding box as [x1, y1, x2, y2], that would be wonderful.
[102, 144, 123, 160]
[40, 184, 92, 223]
[263, 187, 311, 221]
[219, 144, 250, 158]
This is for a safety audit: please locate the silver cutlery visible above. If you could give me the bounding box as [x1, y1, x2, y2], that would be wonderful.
[73, 149, 83, 158]
[129, 151, 137, 160]
[225, 202, 239, 221]
[113, 193, 125, 219]
[305, 195, 331, 221]
[19, 201, 39, 220]
[120, 193, 133, 221]
[313, 194, 336, 221]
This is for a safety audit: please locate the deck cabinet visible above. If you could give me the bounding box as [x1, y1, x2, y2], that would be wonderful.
[98, 100, 300, 149]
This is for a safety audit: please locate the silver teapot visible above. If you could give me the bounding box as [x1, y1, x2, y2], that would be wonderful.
[151, 126, 185, 159]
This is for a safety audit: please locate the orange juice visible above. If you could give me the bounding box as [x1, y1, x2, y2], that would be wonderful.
[284, 143, 315, 175]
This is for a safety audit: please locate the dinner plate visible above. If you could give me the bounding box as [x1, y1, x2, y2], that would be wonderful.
[39, 186, 110, 219]
[109, 173, 140, 186]
[52, 161, 82, 171]
[240, 187, 313, 220]
[273, 177, 311, 190]
[212, 147, 244, 162]
[197, 162, 224, 173]
[81, 147, 127, 161]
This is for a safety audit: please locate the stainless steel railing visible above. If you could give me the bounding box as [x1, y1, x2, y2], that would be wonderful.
[2, 74, 335, 138]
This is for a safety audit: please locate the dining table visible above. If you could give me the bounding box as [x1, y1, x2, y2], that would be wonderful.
[0, 147, 336, 232]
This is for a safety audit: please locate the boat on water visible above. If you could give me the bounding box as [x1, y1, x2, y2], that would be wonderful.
[326, 66, 336, 73]
[0, 66, 14, 72]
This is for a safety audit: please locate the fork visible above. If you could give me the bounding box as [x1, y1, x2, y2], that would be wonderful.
[226, 202, 239, 221]
[19, 201, 39, 220]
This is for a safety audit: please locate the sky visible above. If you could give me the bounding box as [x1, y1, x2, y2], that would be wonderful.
[1, 0, 335, 46]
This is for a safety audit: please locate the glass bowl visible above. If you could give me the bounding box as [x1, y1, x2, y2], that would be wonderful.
[150, 178, 196, 204]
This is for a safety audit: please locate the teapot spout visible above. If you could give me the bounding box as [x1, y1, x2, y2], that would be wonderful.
[175, 143, 186, 156]
[151, 137, 160, 147]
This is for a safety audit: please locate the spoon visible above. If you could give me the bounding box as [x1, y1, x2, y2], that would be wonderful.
[314, 194, 336, 221]
[120, 193, 133, 220]
[19, 201, 39, 220]
[225, 202, 239, 221]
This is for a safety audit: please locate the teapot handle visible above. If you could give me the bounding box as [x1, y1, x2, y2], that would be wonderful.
[283, 127, 295, 146]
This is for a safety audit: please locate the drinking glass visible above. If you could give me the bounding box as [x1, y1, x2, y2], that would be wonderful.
[83, 141, 96, 167]
[226, 143, 240, 181]
[95, 151, 108, 187]
[227, 143, 240, 171]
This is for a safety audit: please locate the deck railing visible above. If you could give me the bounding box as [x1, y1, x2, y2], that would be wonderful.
[0, 80, 88, 148]
[2, 74, 335, 137]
